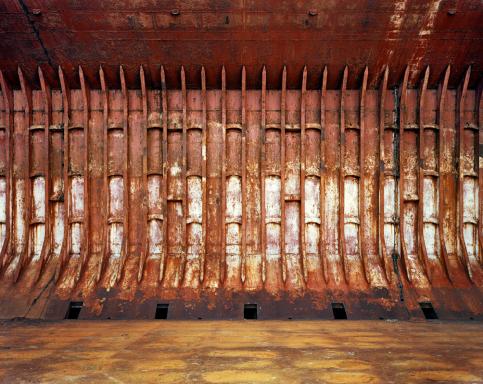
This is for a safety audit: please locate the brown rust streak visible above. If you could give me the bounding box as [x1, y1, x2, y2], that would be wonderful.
[241, 66, 247, 285]
[160, 66, 168, 283]
[138, 65, 148, 283]
[359, 67, 370, 288]
[0, 71, 13, 270]
[339, 66, 348, 286]
[436, 65, 451, 283]
[280, 66, 287, 284]
[260, 66, 266, 285]
[220, 66, 226, 285]
[15, 67, 32, 283]
[57, 66, 70, 283]
[119, 66, 129, 284]
[398, 66, 411, 284]
[300, 66, 307, 283]
[78, 66, 90, 282]
[99, 66, 109, 284]
[181, 66, 188, 284]
[456, 67, 473, 283]
[319, 67, 327, 285]
[378, 66, 390, 284]
[35, 67, 51, 283]
[418, 66, 432, 282]
[201, 66, 207, 285]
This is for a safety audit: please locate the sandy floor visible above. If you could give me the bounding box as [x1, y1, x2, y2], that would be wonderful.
[0, 320, 482, 383]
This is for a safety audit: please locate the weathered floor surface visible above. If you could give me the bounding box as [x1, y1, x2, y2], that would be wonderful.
[0, 320, 482, 384]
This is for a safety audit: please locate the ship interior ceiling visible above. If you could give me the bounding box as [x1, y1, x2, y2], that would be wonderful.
[0, 0, 481, 321]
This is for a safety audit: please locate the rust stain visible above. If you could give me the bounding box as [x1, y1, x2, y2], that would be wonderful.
[0, 63, 481, 320]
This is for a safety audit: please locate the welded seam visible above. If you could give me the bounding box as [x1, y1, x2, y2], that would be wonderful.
[17, 0, 55, 70]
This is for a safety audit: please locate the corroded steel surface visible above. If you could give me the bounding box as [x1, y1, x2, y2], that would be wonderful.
[0, 0, 482, 90]
[0, 320, 482, 383]
[0, 64, 481, 320]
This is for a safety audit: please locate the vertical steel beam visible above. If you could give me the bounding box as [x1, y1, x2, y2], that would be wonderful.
[14, 67, 32, 282]
[160, 66, 168, 283]
[0, 71, 13, 270]
[241, 66, 247, 285]
[201, 66, 207, 285]
[57, 67, 70, 283]
[181, 66, 188, 285]
[78, 66, 90, 282]
[280, 66, 287, 284]
[358, 67, 371, 288]
[418, 66, 432, 282]
[398, 67, 411, 284]
[99, 66, 109, 284]
[300, 66, 307, 283]
[261, 66, 267, 285]
[319, 67, 327, 285]
[339, 66, 348, 285]
[378, 66, 391, 284]
[436, 65, 453, 283]
[220, 66, 226, 285]
[138, 65, 148, 283]
[36, 67, 51, 282]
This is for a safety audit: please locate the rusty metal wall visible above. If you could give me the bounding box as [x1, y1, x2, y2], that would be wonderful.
[0, 65, 481, 320]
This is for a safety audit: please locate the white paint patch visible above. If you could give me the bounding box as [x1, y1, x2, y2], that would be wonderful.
[226, 176, 242, 221]
[187, 222, 202, 255]
[462, 178, 479, 269]
[31, 224, 45, 262]
[285, 166, 300, 195]
[70, 177, 84, 217]
[403, 207, 416, 255]
[325, 177, 339, 261]
[31, 177, 46, 262]
[226, 223, 241, 255]
[305, 223, 319, 254]
[344, 177, 360, 261]
[463, 178, 477, 223]
[148, 219, 163, 258]
[52, 202, 64, 256]
[32, 177, 45, 221]
[383, 176, 398, 256]
[266, 223, 280, 261]
[226, 221, 241, 282]
[187, 176, 202, 223]
[147, 175, 162, 212]
[423, 177, 439, 261]
[265, 177, 281, 221]
[285, 202, 299, 254]
[14, 179, 26, 256]
[109, 223, 123, 259]
[463, 225, 478, 268]
[304, 177, 320, 224]
[70, 222, 81, 255]
[109, 176, 124, 216]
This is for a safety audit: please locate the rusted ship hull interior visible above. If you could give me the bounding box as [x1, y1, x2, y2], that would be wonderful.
[0, 0, 481, 320]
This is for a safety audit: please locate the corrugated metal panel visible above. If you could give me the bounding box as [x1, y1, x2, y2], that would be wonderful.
[0, 65, 481, 319]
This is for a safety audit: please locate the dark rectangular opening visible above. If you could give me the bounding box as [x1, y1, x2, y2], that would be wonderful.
[155, 303, 169, 319]
[244, 304, 257, 319]
[331, 302, 347, 319]
[419, 302, 438, 320]
[65, 301, 83, 319]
